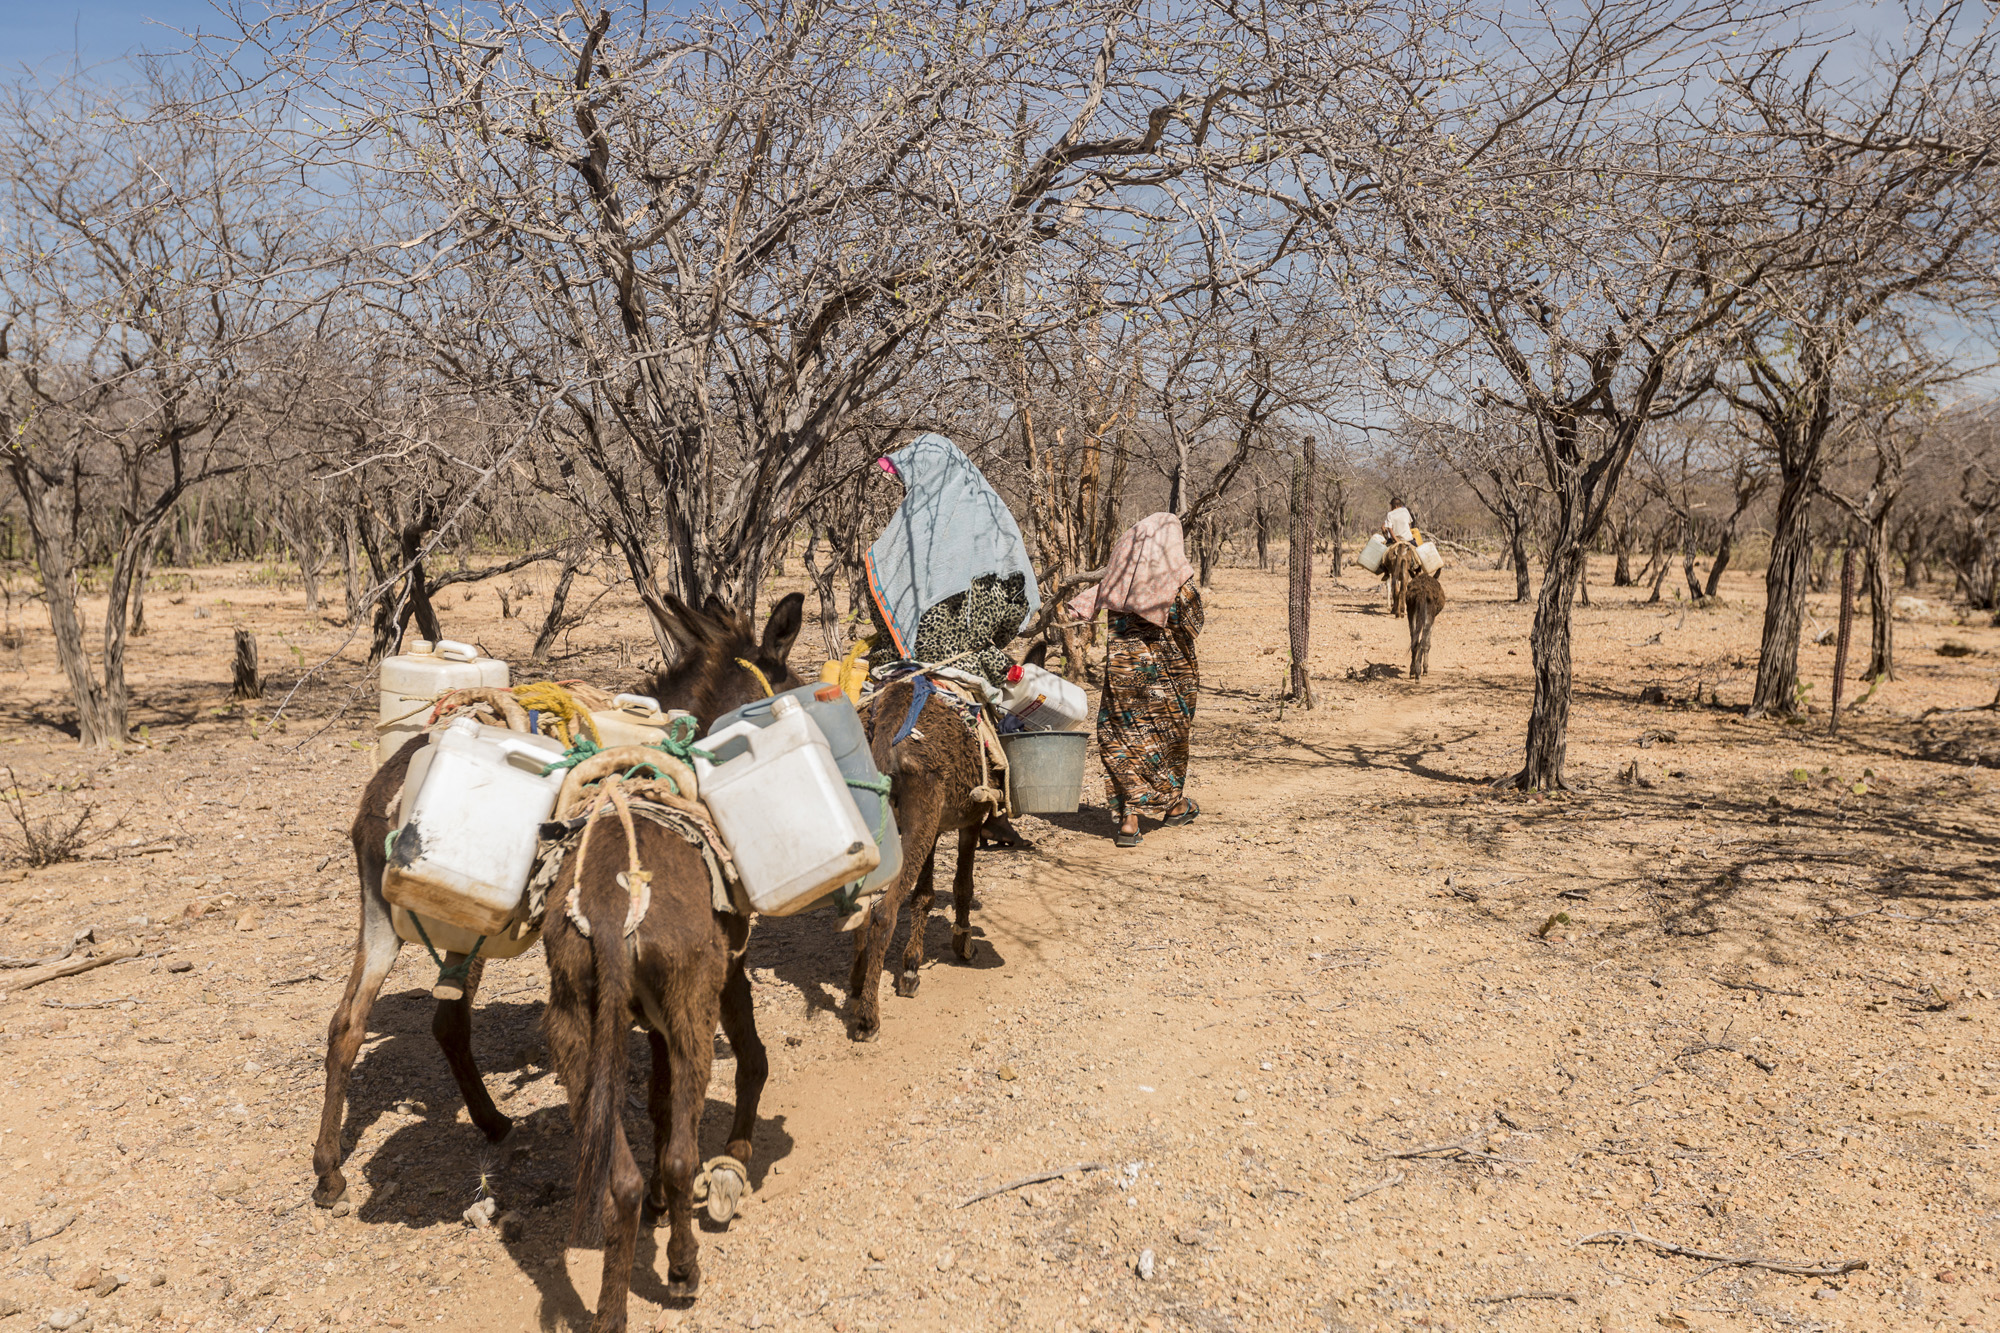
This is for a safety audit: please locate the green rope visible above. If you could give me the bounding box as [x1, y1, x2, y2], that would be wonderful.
[407, 909, 486, 986]
[539, 733, 602, 776]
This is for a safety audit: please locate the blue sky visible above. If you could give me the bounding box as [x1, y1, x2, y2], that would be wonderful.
[3, 0, 226, 71]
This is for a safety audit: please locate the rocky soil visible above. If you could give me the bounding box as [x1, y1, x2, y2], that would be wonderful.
[0, 557, 1994, 1333]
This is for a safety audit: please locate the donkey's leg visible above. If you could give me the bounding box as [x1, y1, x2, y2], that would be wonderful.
[950, 825, 979, 961]
[895, 848, 938, 998]
[313, 877, 401, 1206]
[849, 783, 938, 1042]
[660, 991, 717, 1299]
[432, 954, 510, 1143]
[589, 1109, 647, 1333]
[715, 919, 767, 1169]
[644, 1029, 674, 1219]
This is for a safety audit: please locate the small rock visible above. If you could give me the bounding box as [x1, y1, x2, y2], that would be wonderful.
[1233, 1089, 1251, 1103]
[330, 1198, 354, 1218]
[166, 960, 193, 974]
[91, 1273, 118, 1299]
[867, 1246, 886, 1262]
[1136, 1248, 1156, 1281]
[45, 1306, 87, 1331]
[235, 908, 261, 931]
[1937, 1270, 1958, 1284]
[254, 1278, 278, 1297]
[212, 1173, 249, 1198]
[135, 1302, 165, 1323]
[374, 1181, 400, 1206]
[996, 1065, 1017, 1082]
[148, 1272, 167, 1287]
[463, 1197, 499, 1230]
[1175, 1229, 1208, 1246]
[935, 1249, 954, 1272]
[71, 1265, 102, 1291]
[1814, 1287, 1838, 1300]
[0, 1296, 19, 1318]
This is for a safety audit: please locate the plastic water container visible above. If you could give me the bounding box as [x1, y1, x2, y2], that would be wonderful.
[383, 719, 567, 935]
[1359, 534, 1388, 574]
[695, 696, 880, 915]
[589, 694, 676, 748]
[1415, 541, 1444, 576]
[376, 639, 509, 768]
[999, 730, 1089, 814]
[996, 663, 1089, 732]
[709, 684, 901, 894]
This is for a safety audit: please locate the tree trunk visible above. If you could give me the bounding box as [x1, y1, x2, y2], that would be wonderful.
[129, 529, 161, 639]
[1750, 467, 1816, 717]
[1830, 546, 1855, 732]
[231, 629, 262, 701]
[1326, 473, 1346, 576]
[1579, 551, 1591, 608]
[1254, 501, 1270, 570]
[395, 514, 444, 646]
[1613, 528, 1634, 586]
[1286, 442, 1315, 708]
[1508, 510, 1531, 603]
[341, 510, 363, 625]
[1681, 515, 1705, 602]
[1703, 525, 1736, 600]
[1864, 516, 1894, 681]
[801, 526, 841, 659]
[1521, 542, 1586, 790]
[531, 549, 585, 662]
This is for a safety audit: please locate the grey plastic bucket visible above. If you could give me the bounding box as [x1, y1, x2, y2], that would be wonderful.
[1001, 730, 1090, 814]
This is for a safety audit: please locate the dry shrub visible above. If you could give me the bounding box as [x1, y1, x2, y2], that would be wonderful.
[0, 767, 124, 867]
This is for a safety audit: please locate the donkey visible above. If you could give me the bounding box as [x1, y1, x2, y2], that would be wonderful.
[539, 775, 751, 1322]
[1405, 569, 1445, 681]
[1380, 541, 1421, 617]
[843, 640, 1049, 1041]
[309, 592, 804, 1209]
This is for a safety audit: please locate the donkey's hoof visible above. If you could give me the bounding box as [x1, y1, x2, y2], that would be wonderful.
[951, 930, 976, 961]
[666, 1261, 702, 1300]
[312, 1177, 347, 1209]
[704, 1164, 746, 1224]
[849, 1020, 881, 1044]
[894, 969, 921, 998]
[476, 1112, 514, 1144]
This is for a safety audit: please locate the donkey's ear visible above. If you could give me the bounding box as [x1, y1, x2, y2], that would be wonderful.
[761, 591, 805, 666]
[1024, 639, 1050, 670]
[652, 595, 714, 653]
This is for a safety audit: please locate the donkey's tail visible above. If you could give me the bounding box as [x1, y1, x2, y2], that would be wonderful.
[569, 832, 633, 1243]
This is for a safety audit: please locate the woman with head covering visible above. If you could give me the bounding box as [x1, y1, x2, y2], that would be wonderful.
[1066, 513, 1203, 847]
[864, 434, 1039, 685]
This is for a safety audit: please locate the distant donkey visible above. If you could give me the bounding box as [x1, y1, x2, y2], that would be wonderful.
[309, 593, 804, 1210]
[1405, 569, 1445, 681]
[1380, 541, 1421, 616]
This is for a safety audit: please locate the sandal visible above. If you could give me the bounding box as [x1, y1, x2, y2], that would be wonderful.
[1113, 828, 1143, 848]
[1162, 798, 1201, 827]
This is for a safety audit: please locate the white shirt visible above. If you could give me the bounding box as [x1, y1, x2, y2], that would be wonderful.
[1384, 507, 1413, 543]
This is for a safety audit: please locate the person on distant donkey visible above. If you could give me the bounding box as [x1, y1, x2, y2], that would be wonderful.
[862, 434, 1038, 686]
[1382, 497, 1415, 545]
[1067, 513, 1203, 848]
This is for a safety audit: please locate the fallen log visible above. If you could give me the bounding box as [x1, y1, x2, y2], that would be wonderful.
[2, 937, 142, 993]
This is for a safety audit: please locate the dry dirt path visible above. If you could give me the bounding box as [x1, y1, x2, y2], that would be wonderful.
[0, 563, 1995, 1333]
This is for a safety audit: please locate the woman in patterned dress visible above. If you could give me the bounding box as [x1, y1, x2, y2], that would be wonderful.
[1066, 513, 1203, 847]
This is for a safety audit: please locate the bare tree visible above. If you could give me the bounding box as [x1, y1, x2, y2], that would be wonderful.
[0, 68, 322, 746]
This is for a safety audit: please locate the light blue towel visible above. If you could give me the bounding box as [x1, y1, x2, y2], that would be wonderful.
[864, 433, 1040, 657]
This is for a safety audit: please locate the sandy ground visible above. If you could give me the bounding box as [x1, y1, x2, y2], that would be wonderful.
[0, 553, 1995, 1333]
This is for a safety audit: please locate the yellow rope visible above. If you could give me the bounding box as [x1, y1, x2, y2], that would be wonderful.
[818, 636, 874, 706]
[513, 681, 601, 747]
[733, 658, 776, 699]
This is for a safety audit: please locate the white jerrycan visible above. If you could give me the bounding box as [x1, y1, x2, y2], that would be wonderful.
[1359, 533, 1389, 573]
[694, 695, 880, 915]
[589, 693, 677, 748]
[996, 663, 1090, 732]
[376, 638, 509, 768]
[383, 719, 566, 936]
[1415, 541, 1444, 576]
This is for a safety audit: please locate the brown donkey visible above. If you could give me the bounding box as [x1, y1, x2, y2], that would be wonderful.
[309, 593, 803, 1208]
[540, 782, 756, 1324]
[1380, 541, 1421, 617]
[846, 650, 1031, 1041]
[1406, 569, 1445, 681]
